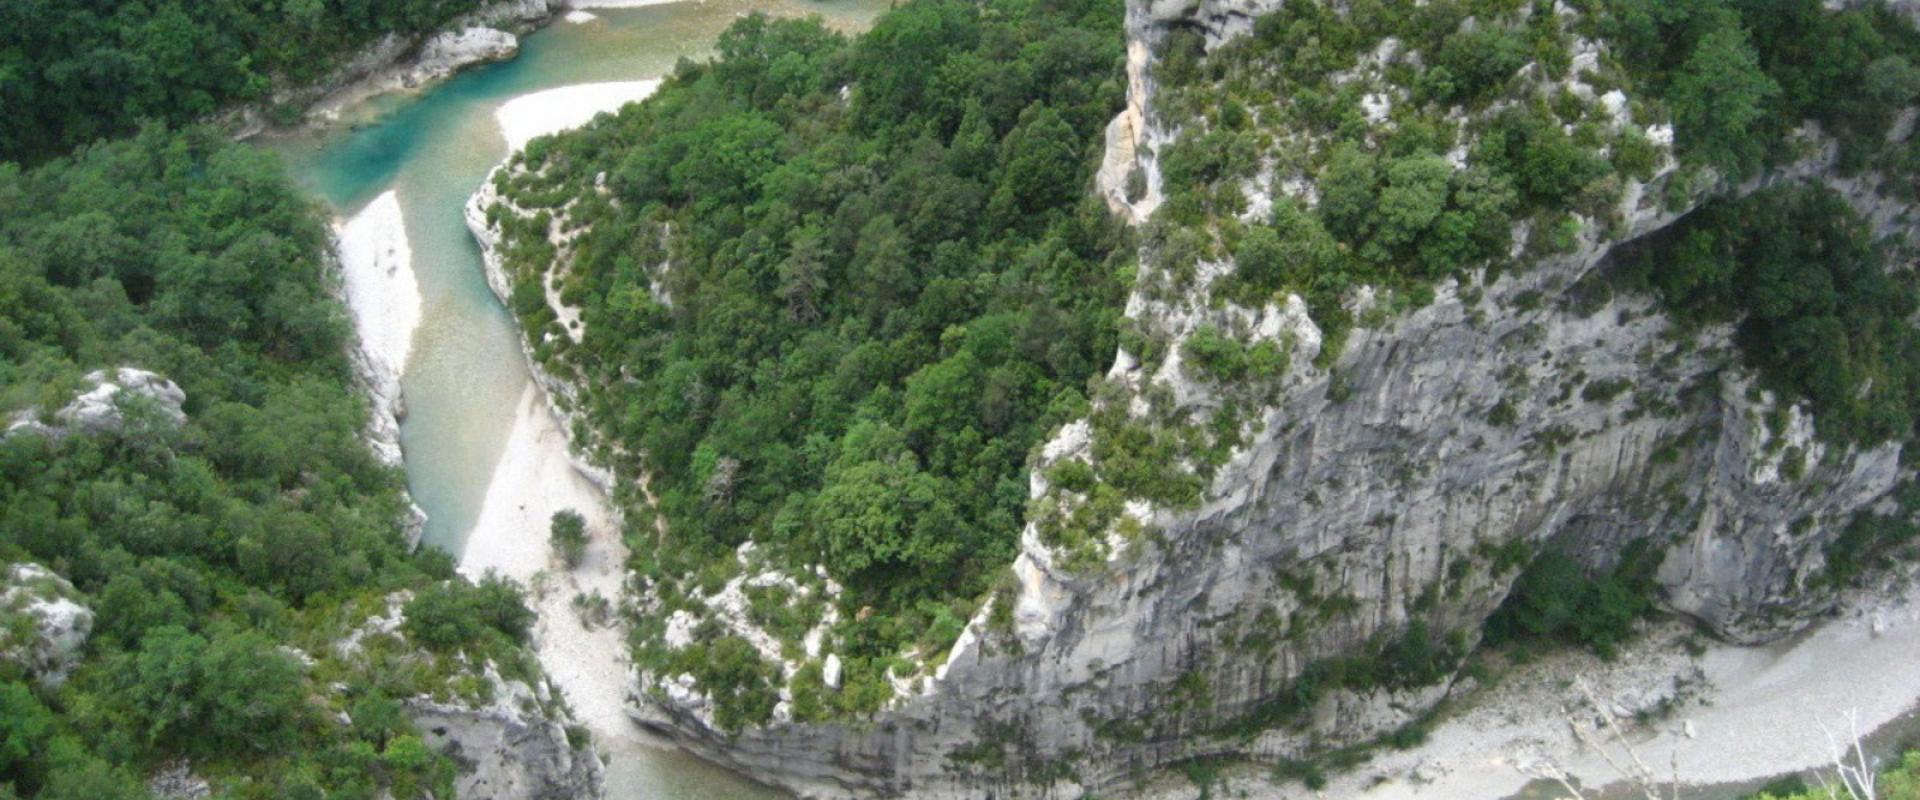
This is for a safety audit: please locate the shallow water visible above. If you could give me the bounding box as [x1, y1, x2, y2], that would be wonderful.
[261, 2, 888, 795]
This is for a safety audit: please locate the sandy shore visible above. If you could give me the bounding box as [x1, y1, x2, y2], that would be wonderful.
[336, 191, 423, 383]
[1361, 583, 1920, 800]
[1121, 578, 1920, 800]
[493, 80, 661, 151]
[458, 383, 640, 740]
[460, 78, 676, 751]
[457, 384, 607, 583]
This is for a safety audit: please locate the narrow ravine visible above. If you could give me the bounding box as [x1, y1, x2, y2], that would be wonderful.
[262, 3, 887, 796]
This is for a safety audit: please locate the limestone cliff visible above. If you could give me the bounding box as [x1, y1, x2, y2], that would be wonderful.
[465, 1, 1920, 796]
[591, 2, 1920, 799]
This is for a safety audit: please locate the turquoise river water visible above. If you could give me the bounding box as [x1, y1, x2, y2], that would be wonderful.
[262, 2, 888, 796]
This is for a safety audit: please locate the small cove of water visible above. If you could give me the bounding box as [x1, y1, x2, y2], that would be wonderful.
[261, 3, 888, 796]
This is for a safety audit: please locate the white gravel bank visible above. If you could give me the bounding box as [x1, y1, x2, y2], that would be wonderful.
[493, 80, 661, 151]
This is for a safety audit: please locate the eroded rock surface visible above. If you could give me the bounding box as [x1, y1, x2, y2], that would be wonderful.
[464, 0, 1920, 796]
[336, 592, 606, 800]
[5, 367, 188, 440]
[0, 563, 95, 688]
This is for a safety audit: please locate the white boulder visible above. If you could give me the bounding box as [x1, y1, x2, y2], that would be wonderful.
[0, 563, 95, 688]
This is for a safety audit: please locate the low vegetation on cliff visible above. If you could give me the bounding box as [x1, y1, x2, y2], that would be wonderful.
[1047, 0, 1920, 588]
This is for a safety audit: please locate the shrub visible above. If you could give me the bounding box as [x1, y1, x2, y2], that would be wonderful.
[550, 509, 588, 568]
[403, 575, 535, 653]
[1484, 542, 1658, 659]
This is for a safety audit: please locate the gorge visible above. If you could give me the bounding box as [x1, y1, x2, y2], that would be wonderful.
[460, 0, 1920, 797]
[8, 0, 1920, 798]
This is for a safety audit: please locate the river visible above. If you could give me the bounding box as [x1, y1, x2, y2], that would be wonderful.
[262, 2, 887, 796]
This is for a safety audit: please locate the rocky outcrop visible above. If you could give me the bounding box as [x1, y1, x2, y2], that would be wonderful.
[408, 668, 604, 800]
[0, 563, 95, 688]
[230, 0, 565, 137]
[337, 592, 606, 800]
[5, 368, 187, 440]
[146, 761, 212, 800]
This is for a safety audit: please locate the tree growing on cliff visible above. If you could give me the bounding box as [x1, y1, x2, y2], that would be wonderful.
[1668, 21, 1780, 177]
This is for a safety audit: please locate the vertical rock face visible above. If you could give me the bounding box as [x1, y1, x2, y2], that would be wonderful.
[609, 1, 1918, 797]
[337, 593, 607, 800]
[408, 672, 605, 800]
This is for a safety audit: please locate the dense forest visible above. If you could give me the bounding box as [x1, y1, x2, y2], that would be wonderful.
[0, 128, 542, 798]
[488, 0, 1132, 721]
[0, 0, 493, 162]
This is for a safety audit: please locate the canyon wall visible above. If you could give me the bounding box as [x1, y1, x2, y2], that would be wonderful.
[472, 1, 1920, 796]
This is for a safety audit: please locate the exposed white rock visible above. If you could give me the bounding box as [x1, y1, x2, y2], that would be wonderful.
[823, 653, 843, 690]
[64, 368, 187, 431]
[146, 761, 211, 800]
[407, 663, 604, 800]
[1361, 91, 1393, 124]
[663, 609, 699, 649]
[5, 368, 187, 441]
[412, 27, 519, 86]
[336, 591, 604, 799]
[0, 563, 94, 688]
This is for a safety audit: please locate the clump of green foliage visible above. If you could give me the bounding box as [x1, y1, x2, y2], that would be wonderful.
[1820, 483, 1920, 589]
[1157, 0, 1920, 360]
[0, 0, 500, 162]
[0, 125, 536, 797]
[1484, 541, 1661, 659]
[1576, 0, 1920, 175]
[550, 509, 588, 568]
[1613, 185, 1920, 445]
[404, 576, 536, 653]
[1750, 749, 1920, 799]
[493, 0, 1131, 712]
[1218, 621, 1468, 738]
[662, 635, 781, 733]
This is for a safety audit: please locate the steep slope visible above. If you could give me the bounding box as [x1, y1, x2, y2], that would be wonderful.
[471, 0, 1920, 796]
[0, 126, 599, 800]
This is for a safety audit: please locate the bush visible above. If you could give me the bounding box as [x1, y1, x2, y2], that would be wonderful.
[403, 575, 535, 653]
[113, 626, 307, 756]
[1431, 25, 1531, 103]
[1484, 543, 1658, 659]
[670, 636, 779, 732]
[550, 509, 588, 568]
